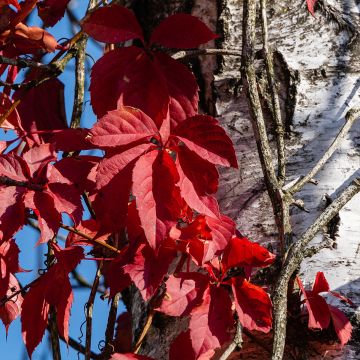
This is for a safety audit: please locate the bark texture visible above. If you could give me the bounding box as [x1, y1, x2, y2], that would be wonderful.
[126, 1, 360, 359]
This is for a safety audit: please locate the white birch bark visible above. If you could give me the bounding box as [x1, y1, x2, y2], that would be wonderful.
[131, 1, 360, 358]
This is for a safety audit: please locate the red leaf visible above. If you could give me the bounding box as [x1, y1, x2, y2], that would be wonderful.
[170, 331, 215, 360]
[110, 354, 154, 360]
[222, 236, 276, 271]
[89, 106, 157, 149]
[132, 150, 181, 250]
[172, 115, 238, 168]
[92, 163, 133, 233]
[90, 47, 169, 125]
[114, 312, 132, 353]
[306, 0, 318, 16]
[312, 271, 330, 294]
[0, 273, 23, 333]
[0, 186, 26, 241]
[82, 5, 143, 43]
[154, 53, 198, 125]
[8, 22, 62, 53]
[123, 243, 176, 301]
[22, 143, 56, 178]
[96, 143, 153, 189]
[156, 273, 208, 317]
[21, 245, 83, 356]
[188, 286, 233, 358]
[150, 13, 218, 49]
[0, 153, 30, 181]
[296, 276, 331, 330]
[51, 128, 95, 152]
[328, 305, 352, 346]
[37, 0, 71, 27]
[21, 283, 50, 356]
[24, 191, 61, 244]
[232, 277, 272, 333]
[175, 146, 219, 218]
[205, 214, 235, 263]
[15, 78, 67, 146]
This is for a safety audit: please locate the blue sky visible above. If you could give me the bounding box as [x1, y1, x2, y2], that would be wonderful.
[0, 1, 126, 359]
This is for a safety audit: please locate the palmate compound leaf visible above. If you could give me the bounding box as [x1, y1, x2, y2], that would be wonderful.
[172, 115, 238, 168]
[82, 4, 144, 43]
[232, 277, 272, 333]
[21, 245, 84, 357]
[150, 13, 218, 49]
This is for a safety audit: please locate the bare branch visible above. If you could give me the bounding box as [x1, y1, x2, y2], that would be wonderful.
[288, 107, 360, 194]
[172, 48, 241, 60]
[260, 0, 286, 185]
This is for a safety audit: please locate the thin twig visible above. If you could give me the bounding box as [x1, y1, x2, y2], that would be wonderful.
[288, 107, 360, 194]
[272, 178, 360, 360]
[59, 223, 121, 254]
[0, 55, 50, 69]
[0, 176, 44, 191]
[47, 240, 61, 360]
[102, 292, 121, 357]
[219, 321, 243, 360]
[85, 263, 103, 360]
[172, 48, 241, 60]
[260, 0, 286, 185]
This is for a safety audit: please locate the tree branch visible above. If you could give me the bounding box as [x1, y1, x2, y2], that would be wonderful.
[288, 107, 360, 194]
[260, 0, 286, 185]
[172, 48, 241, 60]
[271, 178, 360, 360]
[219, 321, 243, 360]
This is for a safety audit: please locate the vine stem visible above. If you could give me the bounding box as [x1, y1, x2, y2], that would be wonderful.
[85, 262, 103, 360]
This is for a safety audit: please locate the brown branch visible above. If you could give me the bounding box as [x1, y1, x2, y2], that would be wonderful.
[85, 262, 103, 360]
[0, 55, 50, 69]
[288, 107, 360, 194]
[260, 0, 286, 185]
[0, 176, 44, 191]
[0, 277, 39, 307]
[271, 178, 360, 360]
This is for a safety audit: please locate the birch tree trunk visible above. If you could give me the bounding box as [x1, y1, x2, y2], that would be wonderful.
[126, 1, 360, 359]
